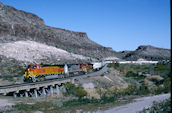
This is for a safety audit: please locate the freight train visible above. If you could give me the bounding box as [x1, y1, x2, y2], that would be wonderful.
[23, 62, 104, 82]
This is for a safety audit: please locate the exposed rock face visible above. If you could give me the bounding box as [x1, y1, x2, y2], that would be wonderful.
[0, 3, 44, 25]
[121, 45, 171, 61]
[0, 3, 119, 59]
[0, 3, 170, 76]
[0, 41, 90, 64]
[0, 3, 120, 75]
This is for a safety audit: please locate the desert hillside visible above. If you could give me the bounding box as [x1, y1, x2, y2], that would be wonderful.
[0, 3, 119, 75]
[0, 3, 119, 59]
[120, 45, 170, 61]
[0, 3, 170, 76]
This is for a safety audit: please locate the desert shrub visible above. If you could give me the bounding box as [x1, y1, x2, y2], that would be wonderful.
[107, 63, 119, 69]
[63, 95, 117, 107]
[139, 98, 171, 113]
[74, 84, 87, 99]
[64, 82, 87, 98]
[123, 85, 137, 95]
[125, 71, 137, 77]
[13, 101, 54, 111]
[18, 67, 25, 75]
[137, 85, 150, 95]
[125, 71, 145, 80]
[167, 71, 171, 77]
[100, 74, 104, 77]
[150, 77, 171, 95]
[63, 98, 99, 107]
[152, 86, 165, 95]
[154, 64, 170, 71]
[100, 96, 116, 104]
[163, 77, 171, 93]
[64, 82, 76, 95]
[111, 87, 120, 97]
[2, 75, 14, 81]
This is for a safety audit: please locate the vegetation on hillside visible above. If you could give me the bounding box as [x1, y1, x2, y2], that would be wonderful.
[1, 62, 170, 113]
[64, 82, 87, 99]
[108, 63, 171, 95]
[139, 98, 171, 113]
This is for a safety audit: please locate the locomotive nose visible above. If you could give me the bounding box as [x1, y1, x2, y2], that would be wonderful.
[24, 68, 29, 76]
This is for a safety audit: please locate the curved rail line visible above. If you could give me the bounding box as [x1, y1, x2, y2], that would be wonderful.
[0, 64, 108, 95]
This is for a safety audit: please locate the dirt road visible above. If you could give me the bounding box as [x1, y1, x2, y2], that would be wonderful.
[97, 93, 170, 113]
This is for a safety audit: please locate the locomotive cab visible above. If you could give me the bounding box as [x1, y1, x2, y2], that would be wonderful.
[24, 64, 41, 82]
[23, 63, 95, 83]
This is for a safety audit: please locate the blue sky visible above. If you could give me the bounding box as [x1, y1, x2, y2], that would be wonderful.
[0, 0, 170, 51]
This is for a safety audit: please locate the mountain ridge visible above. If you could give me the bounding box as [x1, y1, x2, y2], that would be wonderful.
[120, 45, 170, 61]
[0, 2, 120, 59]
[0, 3, 170, 76]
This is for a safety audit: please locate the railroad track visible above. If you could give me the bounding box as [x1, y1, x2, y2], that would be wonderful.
[0, 64, 108, 96]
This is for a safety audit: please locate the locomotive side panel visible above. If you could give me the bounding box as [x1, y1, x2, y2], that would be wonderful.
[33, 66, 64, 76]
[24, 63, 99, 82]
[68, 64, 82, 73]
[24, 64, 65, 82]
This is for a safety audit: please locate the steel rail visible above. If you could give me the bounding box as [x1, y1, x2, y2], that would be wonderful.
[0, 64, 107, 89]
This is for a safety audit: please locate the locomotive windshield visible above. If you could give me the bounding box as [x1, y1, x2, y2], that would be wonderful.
[27, 65, 35, 69]
[27, 65, 31, 68]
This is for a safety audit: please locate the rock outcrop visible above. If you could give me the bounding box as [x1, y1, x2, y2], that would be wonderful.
[121, 45, 170, 61]
[0, 3, 119, 60]
[0, 3, 119, 75]
[0, 3, 170, 76]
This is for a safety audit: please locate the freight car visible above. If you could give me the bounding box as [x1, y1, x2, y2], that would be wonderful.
[92, 62, 105, 70]
[23, 63, 93, 82]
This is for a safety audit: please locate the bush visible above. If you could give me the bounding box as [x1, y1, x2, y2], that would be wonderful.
[100, 74, 104, 77]
[63, 96, 117, 107]
[163, 77, 171, 93]
[125, 71, 145, 80]
[18, 68, 25, 75]
[150, 77, 171, 95]
[13, 101, 54, 111]
[64, 82, 76, 95]
[139, 98, 171, 113]
[64, 82, 87, 99]
[63, 98, 100, 107]
[107, 63, 119, 69]
[74, 84, 87, 99]
[137, 85, 150, 95]
[154, 64, 170, 71]
[124, 85, 137, 95]
[125, 71, 137, 77]
[2, 76, 14, 81]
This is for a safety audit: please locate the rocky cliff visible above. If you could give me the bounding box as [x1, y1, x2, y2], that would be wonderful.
[0, 3, 119, 59]
[0, 3, 119, 75]
[120, 45, 170, 61]
[0, 3, 170, 76]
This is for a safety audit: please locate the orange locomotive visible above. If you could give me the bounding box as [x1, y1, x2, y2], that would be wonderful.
[24, 63, 93, 82]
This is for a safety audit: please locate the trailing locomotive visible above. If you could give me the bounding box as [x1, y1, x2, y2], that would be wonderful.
[23, 63, 93, 82]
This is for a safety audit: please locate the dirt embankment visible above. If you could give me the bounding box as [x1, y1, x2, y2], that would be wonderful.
[76, 68, 129, 98]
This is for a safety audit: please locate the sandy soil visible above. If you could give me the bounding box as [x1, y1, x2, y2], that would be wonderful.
[0, 99, 14, 107]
